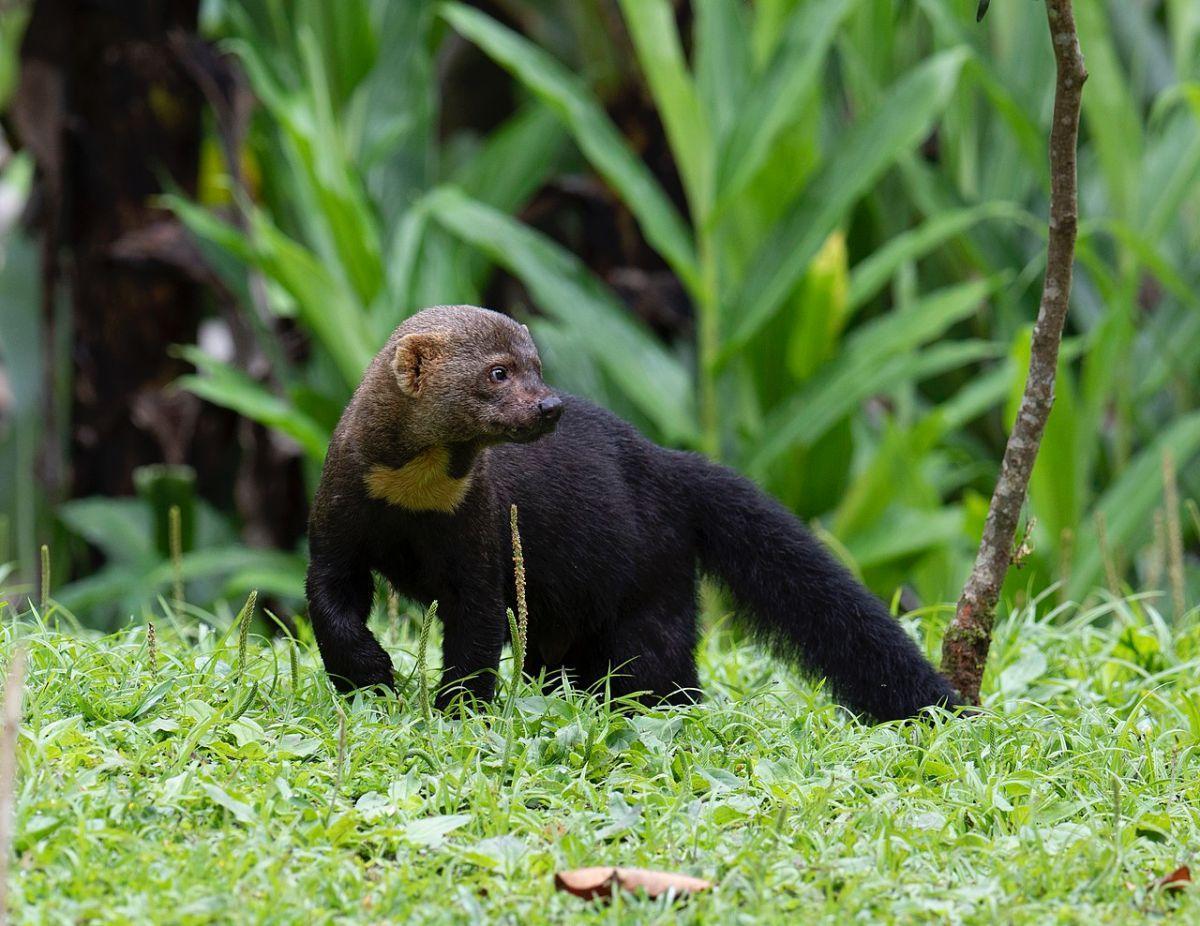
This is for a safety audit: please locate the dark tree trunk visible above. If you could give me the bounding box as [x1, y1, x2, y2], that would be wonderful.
[14, 0, 204, 500]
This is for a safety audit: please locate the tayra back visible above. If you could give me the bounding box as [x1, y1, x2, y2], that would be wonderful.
[306, 304, 960, 720]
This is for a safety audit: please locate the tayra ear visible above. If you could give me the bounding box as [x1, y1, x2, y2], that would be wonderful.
[392, 332, 448, 397]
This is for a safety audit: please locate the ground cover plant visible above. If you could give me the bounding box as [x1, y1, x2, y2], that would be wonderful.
[1, 1, 1198, 922]
[3, 585, 1197, 923]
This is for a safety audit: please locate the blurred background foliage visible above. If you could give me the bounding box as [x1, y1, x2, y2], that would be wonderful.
[0, 0, 1197, 627]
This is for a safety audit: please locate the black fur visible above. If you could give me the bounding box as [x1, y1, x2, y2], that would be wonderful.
[307, 392, 960, 721]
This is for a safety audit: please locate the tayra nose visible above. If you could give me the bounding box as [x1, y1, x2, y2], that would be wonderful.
[537, 395, 564, 424]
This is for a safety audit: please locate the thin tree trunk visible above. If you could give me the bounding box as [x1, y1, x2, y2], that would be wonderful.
[941, 0, 1087, 703]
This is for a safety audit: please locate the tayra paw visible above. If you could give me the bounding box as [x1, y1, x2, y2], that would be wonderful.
[433, 674, 495, 712]
[324, 641, 396, 694]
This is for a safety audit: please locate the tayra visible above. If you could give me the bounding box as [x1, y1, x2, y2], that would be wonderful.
[306, 304, 960, 720]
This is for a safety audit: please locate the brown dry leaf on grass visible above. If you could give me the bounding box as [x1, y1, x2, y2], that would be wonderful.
[1148, 865, 1191, 892]
[555, 867, 712, 901]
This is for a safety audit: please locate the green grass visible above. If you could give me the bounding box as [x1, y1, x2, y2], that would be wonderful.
[3, 590, 1199, 924]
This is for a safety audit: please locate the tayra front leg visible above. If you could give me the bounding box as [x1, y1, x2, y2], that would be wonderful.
[433, 568, 507, 711]
[306, 552, 395, 692]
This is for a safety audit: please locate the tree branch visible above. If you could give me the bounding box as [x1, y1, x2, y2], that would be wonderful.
[941, 0, 1087, 703]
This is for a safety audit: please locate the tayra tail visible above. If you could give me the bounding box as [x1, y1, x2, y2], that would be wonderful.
[681, 454, 961, 721]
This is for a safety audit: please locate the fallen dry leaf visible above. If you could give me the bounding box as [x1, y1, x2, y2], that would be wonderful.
[554, 867, 712, 901]
[1148, 866, 1191, 892]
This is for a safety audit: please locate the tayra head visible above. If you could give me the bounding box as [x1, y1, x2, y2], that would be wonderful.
[389, 305, 563, 446]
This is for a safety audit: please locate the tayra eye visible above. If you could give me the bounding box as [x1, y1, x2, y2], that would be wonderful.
[489, 366, 508, 383]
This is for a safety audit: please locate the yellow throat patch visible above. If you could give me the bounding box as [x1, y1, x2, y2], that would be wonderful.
[364, 446, 473, 513]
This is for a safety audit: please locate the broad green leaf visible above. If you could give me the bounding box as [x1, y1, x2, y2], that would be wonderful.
[1078, 306, 1134, 489]
[359, 0, 435, 229]
[426, 188, 698, 446]
[724, 49, 968, 358]
[168, 194, 374, 386]
[165, 194, 256, 265]
[202, 782, 257, 825]
[917, 1, 1050, 189]
[747, 277, 998, 474]
[935, 359, 1015, 434]
[53, 566, 149, 617]
[405, 814, 472, 847]
[848, 202, 1027, 313]
[293, 28, 385, 306]
[618, 0, 711, 219]
[843, 506, 965, 570]
[149, 548, 300, 588]
[57, 499, 152, 565]
[296, 0, 377, 108]
[714, 0, 853, 211]
[1139, 113, 1200, 244]
[833, 416, 946, 541]
[1166, 0, 1200, 76]
[384, 205, 430, 328]
[751, 336, 1001, 479]
[223, 553, 309, 601]
[446, 104, 569, 298]
[1075, 0, 1143, 221]
[452, 105, 567, 213]
[786, 231, 849, 382]
[694, 0, 751, 139]
[440, 2, 698, 291]
[1068, 411, 1200, 600]
[249, 212, 376, 386]
[178, 348, 331, 460]
[1089, 218, 1198, 308]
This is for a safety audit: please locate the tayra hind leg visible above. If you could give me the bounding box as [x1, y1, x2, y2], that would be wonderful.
[305, 554, 395, 692]
[575, 597, 700, 706]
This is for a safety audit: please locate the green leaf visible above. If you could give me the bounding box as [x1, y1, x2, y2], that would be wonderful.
[296, 0, 377, 108]
[1068, 411, 1200, 601]
[359, 0, 436, 229]
[248, 211, 377, 387]
[786, 231, 849, 382]
[724, 48, 968, 358]
[848, 202, 1027, 313]
[916, 1, 1051, 189]
[57, 499, 152, 565]
[694, 0, 751, 140]
[1075, 0, 1144, 221]
[445, 104, 569, 297]
[202, 782, 257, 825]
[439, 2, 698, 291]
[222, 553, 308, 602]
[618, 0, 711, 219]
[293, 27, 386, 306]
[177, 348, 331, 461]
[714, 0, 853, 211]
[426, 188, 698, 446]
[405, 813, 472, 847]
[452, 105, 568, 214]
[746, 278, 997, 475]
[1139, 113, 1200, 243]
[843, 506, 965, 570]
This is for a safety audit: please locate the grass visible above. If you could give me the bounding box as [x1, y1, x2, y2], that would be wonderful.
[2, 589, 1198, 924]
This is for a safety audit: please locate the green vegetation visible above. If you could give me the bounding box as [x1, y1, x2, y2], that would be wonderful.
[0, 1, 1198, 918]
[2, 2, 1197, 617]
[5, 590, 1198, 923]
[174, 0, 1200, 611]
